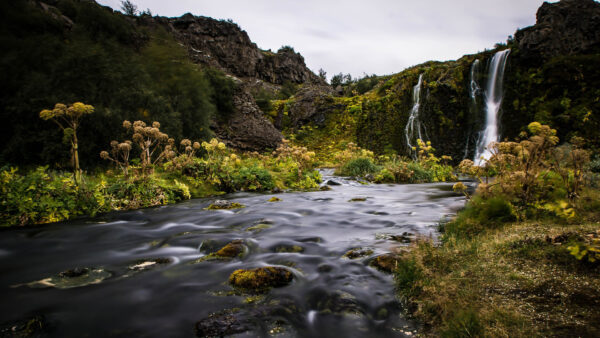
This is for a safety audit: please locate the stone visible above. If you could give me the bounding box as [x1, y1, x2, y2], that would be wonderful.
[205, 200, 245, 210]
[343, 248, 374, 259]
[229, 267, 293, 293]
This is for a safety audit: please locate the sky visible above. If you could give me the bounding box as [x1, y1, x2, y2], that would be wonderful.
[96, 0, 556, 79]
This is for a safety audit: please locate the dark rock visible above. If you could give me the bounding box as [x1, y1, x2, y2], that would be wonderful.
[229, 267, 294, 293]
[287, 85, 336, 128]
[195, 240, 248, 262]
[514, 0, 600, 61]
[59, 267, 89, 278]
[319, 185, 332, 191]
[343, 248, 374, 259]
[0, 315, 51, 337]
[159, 14, 322, 85]
[317, 264, 334, 273]
[195, 309, 252, 337]
[326, 180, 342, 186]
[213, 85, 283, 151]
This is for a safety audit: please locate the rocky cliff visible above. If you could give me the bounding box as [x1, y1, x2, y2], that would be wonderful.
[155, 13, 321, 85]
[514, 0, 600, 62]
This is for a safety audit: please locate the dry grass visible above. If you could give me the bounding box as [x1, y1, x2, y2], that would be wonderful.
[397, 221, 600, 337]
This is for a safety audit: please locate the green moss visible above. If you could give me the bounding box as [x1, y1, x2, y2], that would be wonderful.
[228, 267, 294, 293]
[268, 197, 282, 202]
[205, 202, 245, 210]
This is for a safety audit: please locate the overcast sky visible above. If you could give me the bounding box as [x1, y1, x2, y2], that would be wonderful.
[96, 0, 555, 79]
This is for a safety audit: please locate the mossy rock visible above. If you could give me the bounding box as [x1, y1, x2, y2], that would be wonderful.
[272, 244, 304, 253]
[348, 197, 367, 202]
[229, 267, 293, 293]
[268, 197, 282, 202]
[319, 185, 332, 191]
[246, 223, 272, 232]
[369, 254, 403, 273]
[19, 267, 112, 289]
[343, 248, 374, 259]
[205, 200, 245, 210]
[195, 240, 248, 263]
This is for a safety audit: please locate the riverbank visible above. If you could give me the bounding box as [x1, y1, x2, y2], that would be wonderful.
[395, 219, 600, 337]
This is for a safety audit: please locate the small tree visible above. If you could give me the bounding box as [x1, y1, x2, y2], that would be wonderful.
[318, 68, 327, 82]
[40, 102, 94, 183]
[120, 0, 138, 16]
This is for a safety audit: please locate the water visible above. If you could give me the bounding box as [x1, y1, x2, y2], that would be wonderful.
[405, 74, 425, 158]
[0, 171, 468, 337]
[464, 59, 482, 159]
[474, 49, 510, 165]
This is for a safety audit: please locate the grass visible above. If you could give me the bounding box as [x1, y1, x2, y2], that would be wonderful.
[396, 221, 600, 337]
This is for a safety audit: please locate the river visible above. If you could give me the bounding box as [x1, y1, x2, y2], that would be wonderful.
[0, 171, 468, 337]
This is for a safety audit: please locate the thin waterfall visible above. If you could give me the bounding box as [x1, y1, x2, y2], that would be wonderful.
[464, 59, 481, 159]
[405, 74, 424, 158]
[474, 49, 510, 165]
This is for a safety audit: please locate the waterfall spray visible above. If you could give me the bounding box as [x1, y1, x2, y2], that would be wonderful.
[405, 74, 425, 158]
[474, 49, 510, 165]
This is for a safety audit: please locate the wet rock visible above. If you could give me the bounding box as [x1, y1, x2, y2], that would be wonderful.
[18, 268, 112, 289]
[205, 200, 245, 210]
[128, 258, 172, 271]
[245, 223, 272, 232]
[343, 248, 374, 259]
[195, 240, 248, 262]
[369, 254, 404, 273]
[317, 264, 334, 273]
[229, 267, 293, 293]
[319, 185, 332, 191]
[272, 244, 304, 253]
[195, 309, 252, 337]
[308, 289, 364, 316]
[376, 232, 415, 243]
[326, 180, 342, 186]
[348, 197, 367, 202]
[0, 315, 50, 337]
[268, 197, 282, 202]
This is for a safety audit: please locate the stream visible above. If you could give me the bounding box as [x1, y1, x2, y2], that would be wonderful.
[0, 170, 468, 337]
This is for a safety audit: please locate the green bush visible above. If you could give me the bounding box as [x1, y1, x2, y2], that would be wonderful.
[229, 166, 275, 192]
[443, 197, 517, 238]
[0, 167, 104, 226]
[339, 157, 380, 177]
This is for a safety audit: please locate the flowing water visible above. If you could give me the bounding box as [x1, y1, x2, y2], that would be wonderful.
[464, 59, 482, 159]
[474, 49, 511, 165]
[0, 171, 468, 337]
[405, 74, 425, 158]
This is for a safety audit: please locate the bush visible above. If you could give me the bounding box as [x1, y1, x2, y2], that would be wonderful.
[0, 167, 104, 226]
[443, 197, 517, 238]
[229, 166, 275, 192]
[339, 157, 379, 177]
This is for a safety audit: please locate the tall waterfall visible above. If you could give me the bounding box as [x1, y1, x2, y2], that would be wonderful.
[405, 74, 424, 158]
[474, 49, 511, 165]
[464, 59, 481, 159]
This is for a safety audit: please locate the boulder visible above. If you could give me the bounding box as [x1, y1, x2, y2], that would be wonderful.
[229, 267, 293, 292]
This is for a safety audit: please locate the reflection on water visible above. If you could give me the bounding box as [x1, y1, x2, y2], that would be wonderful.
[0, 172, 468, 337]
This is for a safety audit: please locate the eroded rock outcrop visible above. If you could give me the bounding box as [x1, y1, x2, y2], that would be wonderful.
[158, 14, 321, 85]
[213, 85, 283, 150]
[514, 0, 600, 61]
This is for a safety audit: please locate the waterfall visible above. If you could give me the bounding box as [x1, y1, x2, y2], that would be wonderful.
[464, 59, 481, 159]
[474, 49, 511, 165]
[405, 74, 424, 158]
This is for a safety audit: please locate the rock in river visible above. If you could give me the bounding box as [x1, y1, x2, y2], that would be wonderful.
[229, 267, 293, 293]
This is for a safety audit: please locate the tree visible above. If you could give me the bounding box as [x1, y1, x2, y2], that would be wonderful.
[120, 0, 138, 16]
[318, 68, 327, 82]
[40, 102, 94, 183]
[331, 73, 344, 88]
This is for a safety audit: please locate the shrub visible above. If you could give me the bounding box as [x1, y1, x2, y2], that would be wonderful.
[443, 197, 517, 238]
[339, 157, 380, 177]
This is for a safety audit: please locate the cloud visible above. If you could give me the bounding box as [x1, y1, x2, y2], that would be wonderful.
[97, 0, 554, 78]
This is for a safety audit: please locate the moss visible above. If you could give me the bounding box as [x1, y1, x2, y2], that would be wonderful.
[273, 245, 304, 253]
[246, 223, 272, 232]
[348, 197, 367, 202]
[343, 248, 374, 259]
[195, 240, 247, 262]
[205, 202, 245, 210]
[228, 267, 294, 293]
[268, 197, 282, 202]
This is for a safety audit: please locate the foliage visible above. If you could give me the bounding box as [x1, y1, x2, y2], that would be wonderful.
[339, 158, 379, 177]
[40, 102, 94, 182]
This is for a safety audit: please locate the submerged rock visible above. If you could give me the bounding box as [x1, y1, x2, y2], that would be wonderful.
[326, 180, 342, 186]
[319, 185, 332, 191]
[18, 268, 112, 289]
[272, 244, 304, 253]
[229, 267, 293, 293]
[0, 315, 50, 337]
[195, 309, 252, 337]
[205, 200, 245, 210]
[245, 223, 272, 232]
[343, 248, 374, 260]
[348, 197, 367, 202]
[369, 254, 404, 273]
[268, 197, 282, 202]
[195, 240, 248, 263]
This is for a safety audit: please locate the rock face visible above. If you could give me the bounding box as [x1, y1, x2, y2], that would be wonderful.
[160, 14, 321, 85]
[213, 85, 283, 150]
[514, 0, 600, 61]
[287, 85, 337, 128]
